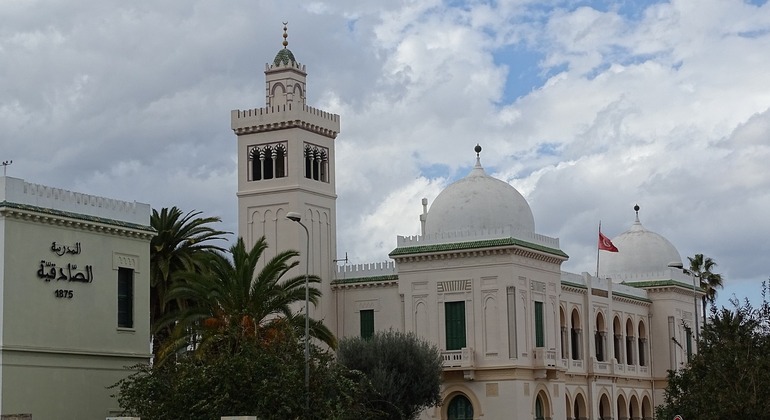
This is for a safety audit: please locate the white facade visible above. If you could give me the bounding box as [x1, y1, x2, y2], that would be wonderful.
[0, 177, 153, 419]
[234, 37, 702, 420]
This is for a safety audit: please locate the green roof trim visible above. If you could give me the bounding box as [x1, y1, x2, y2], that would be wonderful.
[389, 237, 568, 258]
[0, 201, 155, 233]
[612, 291, 652, 303]
[332, 274, 398, 285]
[622, 279, 703, 292]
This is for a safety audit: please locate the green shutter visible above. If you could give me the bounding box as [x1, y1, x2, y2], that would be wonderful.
[447, 394, 473, 420]
[117, 268, 134, 329]
[685, 327, 693, 362]
[360, 309, 374, 339]
[445, 301, 466, 351]
[534, 301, 545, 348]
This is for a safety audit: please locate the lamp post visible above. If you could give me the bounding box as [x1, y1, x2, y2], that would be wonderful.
[286, 211, 310, 418]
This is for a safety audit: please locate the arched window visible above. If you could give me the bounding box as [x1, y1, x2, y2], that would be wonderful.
[613, 316, 623, 363]
[560, 307, 568, 359]
[262, 146, 274, 179]
[535, 396, 545, 420]
[626, 318, 636, 365]
[598, 394, 611, 420]
[248, 142, 287, 181]
[535, 391, 550, 420]
[304, 143, 329, 182]
[447, 394, 473, 420]
[573, 393, 587, 420]
[595, 312, 606, 362]
[638, 321, 648, 366]
[641, 395, 653, 420]
[629, 395, 640, 420]
[617, 394, 627, 420]
[571, 309, 582, 360]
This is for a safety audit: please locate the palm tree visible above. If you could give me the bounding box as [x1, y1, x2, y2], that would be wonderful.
[688, 253, 724, 326]
[150, 207, 229, 359]
[155, 236, 335, 363]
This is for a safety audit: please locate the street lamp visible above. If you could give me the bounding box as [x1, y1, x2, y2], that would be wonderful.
[668, 261, 700, 343]
[286, 211, 310, 418]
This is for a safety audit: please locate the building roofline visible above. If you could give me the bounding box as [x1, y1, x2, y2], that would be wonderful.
[389, 237, 568, 259]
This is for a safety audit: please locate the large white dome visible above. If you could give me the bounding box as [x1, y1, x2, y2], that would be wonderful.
[424, 148, 535, 236]
[599, 207, 682, 279]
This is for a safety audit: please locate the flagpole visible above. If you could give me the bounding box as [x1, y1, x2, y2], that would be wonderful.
[596, 221, 601, 278]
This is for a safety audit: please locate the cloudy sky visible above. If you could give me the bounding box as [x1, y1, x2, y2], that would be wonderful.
[3, 0, 769, 308]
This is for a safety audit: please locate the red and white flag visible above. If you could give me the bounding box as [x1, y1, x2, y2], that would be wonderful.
[598, 231, 619, 252]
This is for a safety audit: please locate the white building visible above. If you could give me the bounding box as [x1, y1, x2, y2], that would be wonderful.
[0, 176, 153, 419]
[231, 32, 702, 420]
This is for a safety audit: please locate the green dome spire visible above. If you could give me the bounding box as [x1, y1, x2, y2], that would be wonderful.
[273, 22, 296, 66]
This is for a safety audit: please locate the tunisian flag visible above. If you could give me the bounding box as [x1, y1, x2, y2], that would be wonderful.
[598, 231, 619, 252]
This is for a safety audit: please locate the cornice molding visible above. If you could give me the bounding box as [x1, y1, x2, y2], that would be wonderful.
[233, 119, 338, 139]
[392, 245, 565, 265]
[1, 202, 155, 241]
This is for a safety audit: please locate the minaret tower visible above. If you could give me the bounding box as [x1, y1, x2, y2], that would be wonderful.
[231, 24, 340, 330]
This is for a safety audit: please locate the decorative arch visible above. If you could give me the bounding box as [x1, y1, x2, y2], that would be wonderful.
[483, 295, 499, 355]
[270, 82, 285, 97]
[414, 300, 428, 338]
[534, 389, 551, 420]
[292, 83, 303, 100]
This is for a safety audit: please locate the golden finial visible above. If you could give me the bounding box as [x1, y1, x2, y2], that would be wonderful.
[282, 22, 289, 48]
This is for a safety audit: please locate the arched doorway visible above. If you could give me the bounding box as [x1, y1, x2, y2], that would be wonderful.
[447, 394, 473, 420]
[535, 390, 551, 420]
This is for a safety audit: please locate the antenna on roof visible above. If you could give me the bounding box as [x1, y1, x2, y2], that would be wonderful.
[2, 160, 12, 176]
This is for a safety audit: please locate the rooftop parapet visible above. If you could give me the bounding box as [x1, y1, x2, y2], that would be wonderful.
[397, 225, 560, 250]
[608, 268, 695, 285]
[561, 271, 650, 300]
[613, 281, 650, 300]
[0, 176, 150, 225]
[560, 271, 587, 286]
[231, 103, 340, 138]
[265, 61, 306, 73]
[335, 260, 397, 280]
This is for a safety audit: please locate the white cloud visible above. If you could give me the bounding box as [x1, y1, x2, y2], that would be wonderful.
[2, 0, 769, 309]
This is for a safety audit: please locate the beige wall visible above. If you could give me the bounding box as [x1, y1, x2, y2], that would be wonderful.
[0, 178, 152, 419]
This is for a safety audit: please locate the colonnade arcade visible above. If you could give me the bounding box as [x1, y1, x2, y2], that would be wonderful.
[558, 306, 649, 368]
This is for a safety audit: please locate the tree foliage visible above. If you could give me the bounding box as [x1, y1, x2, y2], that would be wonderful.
[337, 330, 443, 419]
[114, 331, 375, 420]
[155, 236, 335, 363]
[687, 253, 724, 327]
[656, 282, 770, 419]
[150, 207, 229, 358]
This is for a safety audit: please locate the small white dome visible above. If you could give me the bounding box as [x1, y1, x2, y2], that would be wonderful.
[425, 149, 535, 236]
[599, 208, 682, 279]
